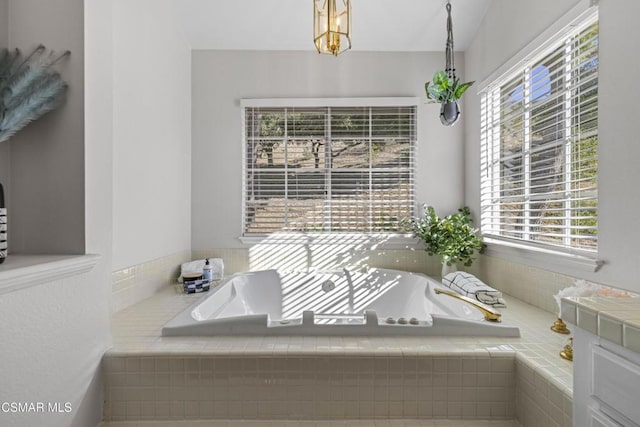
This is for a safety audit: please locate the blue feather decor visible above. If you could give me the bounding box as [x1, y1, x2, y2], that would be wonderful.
[0, 44, 69, 143]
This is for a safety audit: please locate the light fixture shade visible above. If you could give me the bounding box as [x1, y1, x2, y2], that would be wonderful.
[314, 0, 351, 56]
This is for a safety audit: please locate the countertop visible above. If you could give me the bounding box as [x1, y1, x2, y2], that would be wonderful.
[561, 294, 640, 353]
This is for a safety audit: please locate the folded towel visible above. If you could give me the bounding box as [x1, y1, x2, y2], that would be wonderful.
[442, 271, 507, 308]
[178, 258, 224, 283]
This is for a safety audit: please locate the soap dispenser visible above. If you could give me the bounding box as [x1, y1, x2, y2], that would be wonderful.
[203, 258, 213, 282]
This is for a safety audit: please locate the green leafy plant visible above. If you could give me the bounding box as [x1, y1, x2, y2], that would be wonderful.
[424, 70, 474, 104]
[405, 205, 484, 266]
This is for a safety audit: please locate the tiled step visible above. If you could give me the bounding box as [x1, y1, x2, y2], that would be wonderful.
[103, 354, 516, 422]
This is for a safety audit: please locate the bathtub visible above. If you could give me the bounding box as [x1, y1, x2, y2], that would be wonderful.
[162, 268, 520, 337]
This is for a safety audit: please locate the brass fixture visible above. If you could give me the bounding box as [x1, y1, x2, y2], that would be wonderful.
[434, 288, 502, 322]
[551, 318, 571, 334]
[560, 337, 573, 361]
[313, 0, 351, 56]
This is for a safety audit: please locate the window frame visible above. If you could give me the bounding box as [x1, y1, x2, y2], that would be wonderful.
[477, 2, 602, 273]
[239, 97, 419, 245]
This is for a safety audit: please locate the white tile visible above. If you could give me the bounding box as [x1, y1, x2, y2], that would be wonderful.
[623, 322, 640, 353]
[598, 314, 624, 345]
[577, 306, 599, 334]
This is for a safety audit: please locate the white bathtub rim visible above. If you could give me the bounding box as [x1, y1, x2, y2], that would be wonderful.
[161, 268, 520, 338]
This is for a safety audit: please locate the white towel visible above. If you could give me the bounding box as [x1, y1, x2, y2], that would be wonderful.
[178, 258, 224, 283]
[442, 271, 507, 308]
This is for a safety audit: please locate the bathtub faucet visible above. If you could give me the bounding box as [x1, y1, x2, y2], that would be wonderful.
[434, 288, 502, 322]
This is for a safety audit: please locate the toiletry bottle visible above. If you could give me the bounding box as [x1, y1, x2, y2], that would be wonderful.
[203, 258, 213, 282]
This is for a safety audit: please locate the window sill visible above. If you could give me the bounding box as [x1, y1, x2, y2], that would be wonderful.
[238, 233, 422, 250]
[482, 238, 604, 275]
[0, 254, 100, 295]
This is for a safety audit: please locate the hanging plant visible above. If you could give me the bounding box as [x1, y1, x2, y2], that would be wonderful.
[0, 44, 70, 143]
[425, 70, 474, 104]
[425, 2, 474, 126]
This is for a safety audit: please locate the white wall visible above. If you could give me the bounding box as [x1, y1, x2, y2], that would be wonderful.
[0, 266, 110, 427]
[0, 1, 113, 426]
[4, 0, 85, 254]
[112, 0, 192, 270]
[191, 50, 467, 250]
[464, 0, 640, 293]
[596, 0, 640, 292]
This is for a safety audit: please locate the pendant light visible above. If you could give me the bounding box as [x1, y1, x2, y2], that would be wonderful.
[313, 0, 351, 56]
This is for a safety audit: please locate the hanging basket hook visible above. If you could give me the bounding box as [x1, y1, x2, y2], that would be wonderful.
[445, 1, 455, 79]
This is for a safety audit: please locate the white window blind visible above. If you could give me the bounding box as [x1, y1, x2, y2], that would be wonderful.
[480, 11, 598, 255]
[243, 100, 416, 236]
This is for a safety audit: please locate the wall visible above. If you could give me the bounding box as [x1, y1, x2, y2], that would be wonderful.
[191, 50, 466, 255]
[111, 250, 191, 313]
[464, 0, 640, 294]
[596, 0, 640, 292]
[112, 0, 192, 271]
[0, 1, 113, 426]
[0, 264, 110, 427]
[4, 0, 85, 254]
[192, 247, 442, 279]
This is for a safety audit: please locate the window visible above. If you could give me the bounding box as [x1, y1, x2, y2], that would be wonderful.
[480, 11, 598, 256]
[242, 98, 417, 236]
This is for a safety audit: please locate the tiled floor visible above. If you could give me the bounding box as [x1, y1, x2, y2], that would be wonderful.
[102, 419, 522, 426]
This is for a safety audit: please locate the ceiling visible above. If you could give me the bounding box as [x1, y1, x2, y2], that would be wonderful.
[174, 0, 492, 52]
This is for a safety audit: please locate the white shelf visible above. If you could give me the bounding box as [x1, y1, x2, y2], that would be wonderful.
[0, 254, 100, 295]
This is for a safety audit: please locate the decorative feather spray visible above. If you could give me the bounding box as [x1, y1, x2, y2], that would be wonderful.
[0, 49, 20, 86]
[0, 45, 69, 143]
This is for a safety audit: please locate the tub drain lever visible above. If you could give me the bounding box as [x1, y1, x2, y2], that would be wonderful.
[321, 279, 336, 292]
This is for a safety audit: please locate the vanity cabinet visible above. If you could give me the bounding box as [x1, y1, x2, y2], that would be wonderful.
[573, 327, 640, 427]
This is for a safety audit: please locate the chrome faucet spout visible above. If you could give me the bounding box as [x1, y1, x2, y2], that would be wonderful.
[434, 288, 502, 322]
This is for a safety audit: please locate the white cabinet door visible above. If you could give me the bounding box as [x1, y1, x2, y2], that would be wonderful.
[588, 408, 622, 427]
[593, 345, 640, 424]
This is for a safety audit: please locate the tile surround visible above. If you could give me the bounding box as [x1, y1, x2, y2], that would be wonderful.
[623, 320, 640, 354]
[576, 306, 599, 335]
[466, 255, 577, 314]
[104, 354, 516, 421]
[111, 250, 192, 313]
[106, 246, 590, 425]
[598, 313, 624, 345]
[105, 284, 573, 425]
[515, 357, 572, 427]
[561, 294, 640, 354]
[191, 248, 442, 279]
